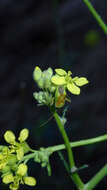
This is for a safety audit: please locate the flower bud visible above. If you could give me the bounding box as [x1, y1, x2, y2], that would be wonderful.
[24, 176, 36, 186]
[18, 129, 29, 143]
[33, 66, 42, 81]
[37, 78, 44, 89]
[2, 173, 14, 184]
[47, 68, 53, 76]
[17, 164, 27, 176]
[4, 131, 16, 144]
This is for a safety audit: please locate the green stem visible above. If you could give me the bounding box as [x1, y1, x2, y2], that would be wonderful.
[84, 164, 107, 190]
[82, 0, 107, 34]
[19, 152, 37, 164]
[58, 151, 71, 174]
[53, 111, 75, 166]
[49, 134, 107, 153]
[20, 134, 107, 163]
[53, 111, 84, 190]
[19, 134, 107, 189]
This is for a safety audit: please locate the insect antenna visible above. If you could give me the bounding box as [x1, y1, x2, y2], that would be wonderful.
[38, 115, 53, 129]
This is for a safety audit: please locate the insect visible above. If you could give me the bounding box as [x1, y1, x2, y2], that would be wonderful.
[55, 87, 66, 108]
[55, 86, 71, 108]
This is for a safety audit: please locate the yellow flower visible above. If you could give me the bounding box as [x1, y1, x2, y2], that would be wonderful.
[4, 131, 16, 144]
[3, 173, 14, 184]
[16, 164, 28, 176]
[23, 176, 36, 186]
[2, 163, 36, 190]
[18, 129, 29, 143]
[4, 129, 30, 161]
[33, 66, 42, 82]
[51, 68, 89, 95]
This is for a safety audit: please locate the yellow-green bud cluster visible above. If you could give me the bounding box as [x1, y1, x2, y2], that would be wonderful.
[4, 129, 30, 161]
[33, 67, 55, 92]
[0, 129, 36, 190]
[33, 66, 56, 107]
[33, 91, 54, 106]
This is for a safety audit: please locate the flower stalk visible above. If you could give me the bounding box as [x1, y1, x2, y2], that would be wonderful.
[84, 164, 107, 190]
[16, 132, 107, 190]
[18, 134, 107, 163]
[47, 134, 107, 153]
[82, 0, 107, 35]
[53, 111, 84, 190]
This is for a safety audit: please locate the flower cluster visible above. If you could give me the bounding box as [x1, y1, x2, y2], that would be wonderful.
[0, 129, 36, 190]
[33, 67, 89, 108]
[33, 66, 55, 92]
[51, 69, 89, 95]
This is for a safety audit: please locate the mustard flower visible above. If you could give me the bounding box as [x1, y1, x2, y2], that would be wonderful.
[2, 164, 36, 190]
[51, 68, 89, 95]
[4, 129, 30, 161]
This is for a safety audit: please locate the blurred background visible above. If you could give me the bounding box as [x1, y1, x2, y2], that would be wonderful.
[0, 0, 107, 189]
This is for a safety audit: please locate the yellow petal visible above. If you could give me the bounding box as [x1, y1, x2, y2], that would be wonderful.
[35, 66, 40, 70]
[24, 176, 36, 186]
[17, 164, 28, 176]
[4, 131, 16, 144]
[33, 66, 42, 81]
[3, 174, 14, 184]
[55, 69, 67, 76]
[51, 75, 66, 85]
[67, 83, 80, 95]
[18, 129, 29, 143]
[74, 77, 89, 86]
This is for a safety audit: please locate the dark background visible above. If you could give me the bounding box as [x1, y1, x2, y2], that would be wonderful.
[0, 0, 107, 189]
